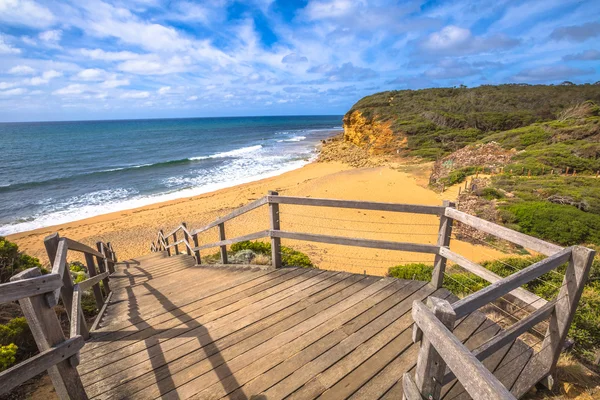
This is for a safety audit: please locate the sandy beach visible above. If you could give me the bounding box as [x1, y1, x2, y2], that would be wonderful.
[7, 152, 506, 276]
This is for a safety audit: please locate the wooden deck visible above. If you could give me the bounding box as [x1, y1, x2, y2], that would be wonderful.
[79, 252, 534, 400]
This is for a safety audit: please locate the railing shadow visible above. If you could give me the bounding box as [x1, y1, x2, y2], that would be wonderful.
[114, 260, 245, 398]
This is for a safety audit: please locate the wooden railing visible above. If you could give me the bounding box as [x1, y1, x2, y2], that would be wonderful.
[152, 191, 594, 399]
[0, 234, 117, 399]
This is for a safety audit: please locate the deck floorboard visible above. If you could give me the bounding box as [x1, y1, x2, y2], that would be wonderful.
[79, 253, 535, 399]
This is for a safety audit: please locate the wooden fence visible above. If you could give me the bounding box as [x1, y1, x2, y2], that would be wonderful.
[152, 191, 595, 399]
[0, 234, 117, 399]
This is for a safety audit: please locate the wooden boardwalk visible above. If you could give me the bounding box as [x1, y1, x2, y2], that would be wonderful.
[77, 251, 534, 400]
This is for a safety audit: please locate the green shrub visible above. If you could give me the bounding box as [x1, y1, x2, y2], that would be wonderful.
[388, 263, 432, 281]
[0, 343, 17, 372]
[212, 241, 316, 268]
[502, 201, 600, 246]
[477, 187, 505, 200]
[231, 241, 271, 254]
[0, 237, 43, 283]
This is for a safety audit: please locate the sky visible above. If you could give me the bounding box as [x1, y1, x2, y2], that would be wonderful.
[0, 0, 599, 122]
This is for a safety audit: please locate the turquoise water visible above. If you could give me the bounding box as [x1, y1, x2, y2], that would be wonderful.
[0, 116, 342, 234]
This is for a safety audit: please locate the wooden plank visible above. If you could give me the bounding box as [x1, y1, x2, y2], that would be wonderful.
[232, 281, 427, 400]
[402, 373, 424, 400]
[272, 230, 440, 254]
[46, 237, 68, 308]
[80, 269, 320, 375]
[10, 268, 88, 400]
[0, 273, 62, 303]
[268, 195, 446, 215]
[473, 300, 555, 365]
[218, 222, 227, 263]
[64, 237, 105, 258]
[432, 201, 454, 288]
[0, 335, 84, 396]
[192, 196, 268, 235]
[158, 278, 399, 400]
[445, 208, 563, 256]
[452, 247, 572, 318]
[194, 230, 270, 251]
[84, 271, 350, 398]
[90, 291, 112, 332]
[70, 285, 82, 338]
[78, 271, 110, 292]
[84, 252, 104, 310]
[269, 190, 282, 268]
[414, 297, 456, 400]
[411, 301, 515, 400]
[182, 222, 192, 256]
[294, 288, 452, 400]
[87, 272, 365, 392]
[440, 247, 547, 309]
[512, 245, 595, 398]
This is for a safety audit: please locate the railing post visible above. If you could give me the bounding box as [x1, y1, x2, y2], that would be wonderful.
[162, 229, 171, 257]
[84, 253, 104, 311]
[192, 233, 201, 264]
[218, 222, 228, 264]
[182, 222, 192, 256]
[414, 297, 456, 400]
[431, 200, 454, 288]
[93, 249, 111, 295]
[173, 230, 180, 255]
[268, 190, 282, 269]
[44, 234, 89, 340]
[512, 246, 595, 396]
[96, 242, 114, 274]
[107, 242, 117, 262]
[11, 268, 88, 400]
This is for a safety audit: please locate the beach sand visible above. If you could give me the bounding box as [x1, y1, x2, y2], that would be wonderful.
[7, 159, 505, 276]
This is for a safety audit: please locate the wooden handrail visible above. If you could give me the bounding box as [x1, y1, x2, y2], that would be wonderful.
[441, 300, 557, 385]
[268, 195, 447, 215]
[0, 273, 62, 304]
[445, 208, 563, 256]
[192, 196, 268, 235]
[411, 299, 516, 400]
[0, 335, 84, 396]
[439, 247, 548, 310]
[452, 247, 572, 318]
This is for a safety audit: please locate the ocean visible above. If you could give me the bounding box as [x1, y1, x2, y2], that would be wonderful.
[0, 115, 342, 235]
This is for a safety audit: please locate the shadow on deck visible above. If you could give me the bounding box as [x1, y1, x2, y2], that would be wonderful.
[78, 252, 533, 400]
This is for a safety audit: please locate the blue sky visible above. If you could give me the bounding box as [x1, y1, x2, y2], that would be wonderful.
[0, 0, 599, 122]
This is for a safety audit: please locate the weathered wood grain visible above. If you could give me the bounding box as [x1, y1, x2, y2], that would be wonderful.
[0, 273, 61, 304]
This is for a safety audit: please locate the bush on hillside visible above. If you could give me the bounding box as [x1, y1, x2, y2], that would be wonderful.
[228, 240, 316, 268]
[502, 202, 600, 246]
[0, 237, 43, 284]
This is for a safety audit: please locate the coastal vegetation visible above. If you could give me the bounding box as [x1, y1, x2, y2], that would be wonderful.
[203, 240, 315, 268]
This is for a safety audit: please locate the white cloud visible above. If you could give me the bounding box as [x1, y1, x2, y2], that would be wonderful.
[76, 68, 108, 81]
[43, 70, 62, 80]
[8, 65, 35, 75]
[120, 90, 150, 99]
[421, 25, 519, 55]
[117, 56, 190, 75]
[100, 78, 130, 88]
[26, 70, 62, 85]
[187, 95, 198, 101]
[0, 88, 27, 96]
[39, 29, 61, 41]
[0, 35, 21, 54]
[79, 48, 140, 61]
[0, 82, 17, 89]
[53, 84, 88, 95]
[0, 0, 55, 28]
[21, 36, 36, 46]
[158, 86, 171, 94]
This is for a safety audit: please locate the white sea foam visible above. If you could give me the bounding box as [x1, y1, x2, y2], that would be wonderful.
[189, 145, 263, 160]
[277, 135, 306, 143]
[0, 155, 311, 236]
